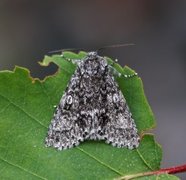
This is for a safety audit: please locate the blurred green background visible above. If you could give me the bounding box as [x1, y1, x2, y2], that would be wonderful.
[0, 1, 186, 179]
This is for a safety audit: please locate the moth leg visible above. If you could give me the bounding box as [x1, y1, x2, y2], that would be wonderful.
[108, 64, 138, 79]
[122, 72, 138, 78]
[110, 58, 119, 66]
[61, 54, 82, 66]
[108, 64, 122, 77]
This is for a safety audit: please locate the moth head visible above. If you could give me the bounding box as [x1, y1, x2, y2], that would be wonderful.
[87, 51, 98, 60]
[83, 52, 107, 76]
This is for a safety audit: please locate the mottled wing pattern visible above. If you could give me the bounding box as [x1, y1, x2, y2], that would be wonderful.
[45, 65, 88, 150]
[102, 73, 140, 149]
[45, 52, 140, 150]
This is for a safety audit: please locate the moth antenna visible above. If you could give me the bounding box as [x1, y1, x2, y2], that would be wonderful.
[48, 43, 135, 55]
[48, 47, 86, 54]
[97, 43, 135, 53]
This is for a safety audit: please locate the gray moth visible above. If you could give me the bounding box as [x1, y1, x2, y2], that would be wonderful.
[45, 51, 140, 150]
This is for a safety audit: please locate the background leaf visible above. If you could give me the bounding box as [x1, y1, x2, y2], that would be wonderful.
[0, 52, 178, 179]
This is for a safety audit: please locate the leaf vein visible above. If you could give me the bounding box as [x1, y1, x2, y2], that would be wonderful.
[0, 102, 11, 114]
[0, 156, 47, 180]
[136, 149, 153, 170]
[0, 94, 122, 175]
[0, 93, 47, 128]
[77, 147, 123, 176]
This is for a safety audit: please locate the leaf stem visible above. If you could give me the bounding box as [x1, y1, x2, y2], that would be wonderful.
[115, 164, 186, 180]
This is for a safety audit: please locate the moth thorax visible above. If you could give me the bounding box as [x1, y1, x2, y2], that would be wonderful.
[84, 60, 107, 77]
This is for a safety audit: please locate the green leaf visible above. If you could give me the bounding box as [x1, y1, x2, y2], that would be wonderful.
[0, 52, 178, 179]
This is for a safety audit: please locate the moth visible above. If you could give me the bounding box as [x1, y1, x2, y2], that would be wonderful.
[45, 51, 140, 150]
